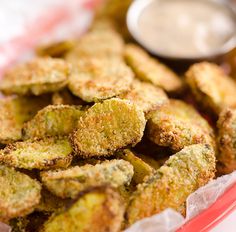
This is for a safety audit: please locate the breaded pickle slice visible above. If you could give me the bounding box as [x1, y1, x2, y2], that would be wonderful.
[28, 212, 51, 232]
[52, 89, 86, 105]
[119, 80, 169, 114]
[136, 153, 162, 170]
[0, 137, 73, 170]
[117, 150, 154, 184]
[89, 18, 117, 33]
[41, 186, 125, 232]
[36, 40, 75, 58]
[217, 108, 236, 174]
[71, 98, 146, 157]
[0, 96, 51, 144]
[66, 30, 124, 62]
[10, 216, 29, 232]
[0, 165, 41, 221]
[22, 105, 84, 140]
[124, 44, 182, 93]
[147, 100, 216, 152]
[95, 0, 132, 22]
[68, 58, 134, 102]
[224, 47, 236, 79]
[0, 58, 70, 96]
[134, 137, 172, 160]
[185, 62, 236, 114]
[41, 159, 134, 198]
[36, 189, 69, 213]
[95, 0, 132, 39]
[10, 212, 50, 232]
[126, 144, 216, 225]
[117, 184, 136, 205]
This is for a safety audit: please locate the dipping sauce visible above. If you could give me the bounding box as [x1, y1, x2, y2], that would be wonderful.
[131, 0, 236, 59]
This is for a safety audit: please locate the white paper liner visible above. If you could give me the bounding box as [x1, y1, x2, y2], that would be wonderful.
[124, 209, 184, 232]
[186, 171, 236, 220]
[125, 171, 236, 232]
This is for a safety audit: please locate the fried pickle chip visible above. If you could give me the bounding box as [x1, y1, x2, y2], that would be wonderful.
[22, 105, 84, 140]
[224, 47, 236, 79]
[0, 96, 51, 144]
[117, 184, 136, 205]
[133, 137, 172, 161]
[52, 89, 86, 105]
[28, 212, 51, 232]
[185, 62, 236, 114]
[217, 108, 236, 174]
[89, 18, 117, 33]
[119, 80, 169, 114]
[68, 58, 134, 102]
[124, 44, 182, 93]
[94, 0, 133, 40]
[41, 159, 134, 198]
[136, 153, 162, 170]
[36, 40, 75, 58]
[10, 216, 29, 232]
[0, 58, 70, 96]
[126, 144, 216, 225]
[146, 99, 216, 152]
[36, 189, 69, 213]
[117, 150, 154, 184]
[41, 186, 125, 232]
[66, 30, 124, 62]
[71, 98, 146, 157]
[0, 137, 73, 170]
[95, 0, 132, 23]
[11, 212, 50, 232]
[0, 165, 41, 221]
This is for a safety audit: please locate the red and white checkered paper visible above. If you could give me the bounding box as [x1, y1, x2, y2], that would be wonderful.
[0, 0, 98, 77]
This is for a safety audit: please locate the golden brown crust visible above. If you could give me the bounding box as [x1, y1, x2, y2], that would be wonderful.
[71, 98, 146, 158]
[36, 40, 75, 58]
[124, 44, 182, 93]
[119, 80, 169, 115]
[41, 186, 125, 232]
[52, 89, 86, 105]
[185, 62, 236, 114]
[0, 96, 51, 144]
[41, 159, 134, 198]
[0, 137, 73, 170]
[146, 100, 216, 152]
[95, 0, 132, 23]
[36, 189, 70, 213]
[0, 58, 70, 96]
[68, 58, 134, 102]
[217, 108, 236, 174]
[94, 0, 133, 40]
[10, 212, 51, 232]
[126, 144, 216, 226]
[0, 165, 41, 221]
[22, 105, 84, 140]
[66, 30, 124, 62]
[116, 149, 154, 184]
[89, 18, 117, 33]
[224, 48, 236, 80]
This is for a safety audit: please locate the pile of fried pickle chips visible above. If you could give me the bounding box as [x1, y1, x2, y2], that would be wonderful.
[0, 0, 236, 231]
